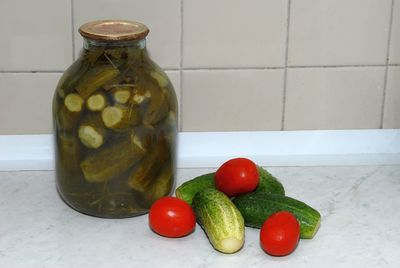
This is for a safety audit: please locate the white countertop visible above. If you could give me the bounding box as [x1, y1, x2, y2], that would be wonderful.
[1, 166, 399, 268]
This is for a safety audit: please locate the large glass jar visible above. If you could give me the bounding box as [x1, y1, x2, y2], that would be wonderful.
[53, 20, 178, 218]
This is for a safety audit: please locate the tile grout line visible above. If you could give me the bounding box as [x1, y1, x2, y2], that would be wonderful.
[2, 64, 400, 74]
[71, 0, 76, 62]
[281, 0, 292, 131]
[179, 0, 184, 132]
[180, 64, 400, 70]
[0, 71, 64, 74]
[380, 0, 395, 129]
[1, 63, 399, 74]
[288, 64, 392, 69]
[181, 66, 284, 71]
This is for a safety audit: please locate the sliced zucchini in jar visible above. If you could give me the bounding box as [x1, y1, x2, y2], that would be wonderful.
[86, 91, 108, 111]
[78, 113, 107, 149]
[56, 93, 84, 131]
[101, 104, 141, 130]
[111, 86, 132, 104]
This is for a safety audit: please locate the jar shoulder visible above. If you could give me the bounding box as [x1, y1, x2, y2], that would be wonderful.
[53, 49, 178, 111]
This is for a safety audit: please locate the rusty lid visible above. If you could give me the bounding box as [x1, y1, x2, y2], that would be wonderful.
[79, 20, 149, 41]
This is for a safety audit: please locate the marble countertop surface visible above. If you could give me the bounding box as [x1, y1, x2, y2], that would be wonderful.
[0, 166, 399, 268]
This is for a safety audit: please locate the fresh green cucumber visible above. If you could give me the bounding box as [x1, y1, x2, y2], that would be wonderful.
[192, 188, 244, 254]
[256, 166, 285, 195]
[232, 192, 321, 239]
[175, 173, 215, 204]
[175, 166, 284, 204]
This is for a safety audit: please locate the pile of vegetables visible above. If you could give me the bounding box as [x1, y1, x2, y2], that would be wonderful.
[148, 158, 321, 256]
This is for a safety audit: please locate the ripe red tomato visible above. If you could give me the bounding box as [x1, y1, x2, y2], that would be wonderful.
[149, 197, 196, 238]
[215, 158, 259, 196]
[260, 211, 300, 256]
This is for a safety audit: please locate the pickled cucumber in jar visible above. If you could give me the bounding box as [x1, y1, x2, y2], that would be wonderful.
[53, 20, 178, 218]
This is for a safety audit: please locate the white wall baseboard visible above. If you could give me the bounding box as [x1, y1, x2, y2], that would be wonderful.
[0, 129, 399, 171]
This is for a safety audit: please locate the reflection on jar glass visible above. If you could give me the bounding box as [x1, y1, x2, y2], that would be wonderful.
[52, 20, 178, 218]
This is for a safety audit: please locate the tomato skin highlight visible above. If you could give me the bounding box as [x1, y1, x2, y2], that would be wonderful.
[149, 197, 196, 238]
[260, 211, 300, 256]
[215, 158, 259, 197]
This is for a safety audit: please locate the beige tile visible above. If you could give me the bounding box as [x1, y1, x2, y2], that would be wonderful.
[0, 73, 61, 134]
[182, 70, 284, 131]
[389, 0, 400, 63]
[288, 0, 391, 66]
[73, 0, 181, 69]
[284, 67, 385, 130]
[383, 67, 400, 128]
[183, 0, 288, 68]
[0, 0, 72, 71]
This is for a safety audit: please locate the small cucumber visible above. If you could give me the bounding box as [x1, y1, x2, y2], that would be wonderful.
[192, 188, 245, 254]
[175, 173, 215, 204]
[232, 192, 321, 239]
[256, 166, 285, 195]
[175, 166, 284, 204]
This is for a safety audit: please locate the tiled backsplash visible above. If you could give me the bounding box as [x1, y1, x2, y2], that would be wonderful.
[0, 0, 399, 134]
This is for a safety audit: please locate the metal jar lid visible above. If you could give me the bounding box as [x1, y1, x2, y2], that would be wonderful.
[78, 20, 150, 41]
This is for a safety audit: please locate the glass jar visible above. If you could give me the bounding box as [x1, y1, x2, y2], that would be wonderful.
[52, 20, 178, 218]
